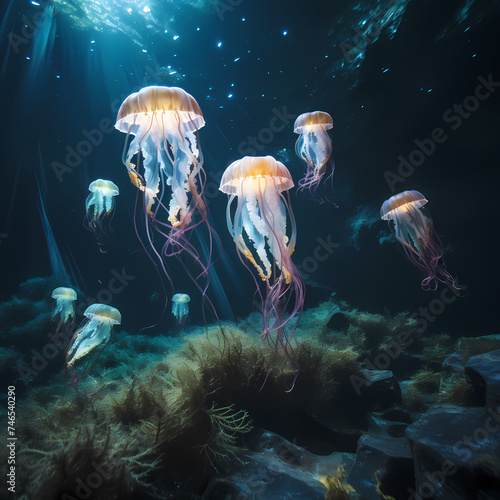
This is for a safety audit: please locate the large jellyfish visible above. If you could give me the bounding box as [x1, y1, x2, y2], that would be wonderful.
[171, 293, 191, 328]
[114, 86, 205, 230]
[84, 179, 119, 252]
[114, 85, 220, 324]
[293, 111, 334, 191]
[51, 287, 77, 329]
[66, 304, 121, 395]
[380, 190, 458, 291]
[219, 156, 305, 387]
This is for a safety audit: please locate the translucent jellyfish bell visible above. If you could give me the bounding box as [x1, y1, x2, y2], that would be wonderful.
[381, 190, 459, 290]
[51, 287, 77, 329]
[115, 85, 205, 227]
[66, 304, 121, 368]
[219, 156, 305, 387]
[84, 179, 119, 252]
[293, 111, 334, 191]
[171, 293, 191, 327]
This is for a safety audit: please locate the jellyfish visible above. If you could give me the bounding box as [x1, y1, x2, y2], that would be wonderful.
[171, 293, 191, 327]
[65, 303, 121, 396]
[293, 111, 334, 191]
[114, 86, 220, 321]
[66, 304, 121, 369]
[51, 287, 77, 329]
[114, 86, 206, 230]
[84, 179, 119, 252]
[219, 156, 305, 387]
[380, 190, 459, 291]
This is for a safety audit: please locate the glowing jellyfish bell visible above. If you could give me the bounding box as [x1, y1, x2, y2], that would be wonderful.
[381, 190, 459, 291]
[171, 293, 191, 327]
[66, 304, 121, 369]
[114, 86, 205, 229]
[293, 111, 334, 191]
[51, 287, 77, 329]
[84, 179, 119, 252]
[219, 156, 305, 387]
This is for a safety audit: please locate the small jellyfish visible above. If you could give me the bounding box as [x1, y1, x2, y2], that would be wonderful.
[380, 190, 458, 291]
[171, 293, 191, 327]
[219, 156, 305, 388]
[51, 287, 77, 329]
[84, 179, 119, 252]
[293, 111, 334, 191]
[66, 303, 121, 369]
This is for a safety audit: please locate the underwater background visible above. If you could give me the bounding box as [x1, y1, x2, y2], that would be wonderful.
[1, 0, 500, 499]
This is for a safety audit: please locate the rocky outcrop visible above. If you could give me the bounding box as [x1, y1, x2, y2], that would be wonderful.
[465, 349, 500, 409]
[406, 405, 500, 499]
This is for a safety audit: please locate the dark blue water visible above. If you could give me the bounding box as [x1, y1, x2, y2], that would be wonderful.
[1, 0, 499, 334]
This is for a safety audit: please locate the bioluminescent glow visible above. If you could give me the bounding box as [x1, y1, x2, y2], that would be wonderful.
[381, 190, 459, 291]
[51, 287, 77, 330]
[84, 179, 119, 253]
[293, 111, 334, 192]
[220, 156, 305, 389]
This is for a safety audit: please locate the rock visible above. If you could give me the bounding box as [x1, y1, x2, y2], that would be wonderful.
[347, 413, 414, 499]
[203, 430, 355, 500]
[368, 411, 412, 438]
[327, 310, 349, 331]
[351, 369, 402, 411]
[406, 405, 500, 499]
[465, 349, 500, 408]
[444, 335, 500, 373]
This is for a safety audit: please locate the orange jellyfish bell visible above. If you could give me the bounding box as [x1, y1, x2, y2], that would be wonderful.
[115, 86, 205, 141]
[220, 155, 294, 195]
[380, 190, 428, 220]
[293, 111, 333, 134]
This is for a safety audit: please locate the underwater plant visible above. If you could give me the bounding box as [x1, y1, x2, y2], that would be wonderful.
[171, 293, 190, 328]
[219, 156, 305, 388]
[380, 190, 458, 291]
[51, 287, 77, 330]
[293, 111, 334, 191]
[84, 179, 119, 253]
[66, 303, 121, 395]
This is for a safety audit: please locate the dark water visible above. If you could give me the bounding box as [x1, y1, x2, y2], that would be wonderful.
[1, 0, 499, 354]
